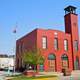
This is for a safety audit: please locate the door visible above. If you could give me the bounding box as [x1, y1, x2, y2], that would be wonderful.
[49, 60, 56, 71]
[39, 64, 44, 71]
[61, 54, 68, 69]
[62, 60, 68, 69]
[75, 57, 79, 70]
[48, 54, 56, 72]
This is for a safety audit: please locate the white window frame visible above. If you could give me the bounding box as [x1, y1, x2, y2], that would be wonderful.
[64, 39, 68, 51]
[54, 38, 58, 50]
[42, 37, 47, 49]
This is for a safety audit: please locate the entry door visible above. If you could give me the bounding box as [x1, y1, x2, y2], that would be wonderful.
[39, 64, 44, 71]
[75, 57, 79, 70]
[49, 60, 56, 71]
[62, 60, 68, 69]
[61, 54, 68, 69]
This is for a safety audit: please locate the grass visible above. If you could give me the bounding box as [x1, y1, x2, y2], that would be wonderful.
[11, 75, 57, 80]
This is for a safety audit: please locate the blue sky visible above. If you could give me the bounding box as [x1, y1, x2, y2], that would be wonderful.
[0, 0, 80, 55]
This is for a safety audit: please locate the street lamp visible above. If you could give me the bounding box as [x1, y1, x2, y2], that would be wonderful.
[13, 25, 17, 74]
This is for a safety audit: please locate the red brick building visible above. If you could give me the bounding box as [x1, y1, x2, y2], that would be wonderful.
[16, 6, 80, 72]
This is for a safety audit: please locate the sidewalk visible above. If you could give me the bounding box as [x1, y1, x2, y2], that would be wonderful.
[38, 70, 80, 80]
[59, 70, 80, 80]
[2, 70, 80, 80]
[71, 70, 80, 76]
[37, 72, 63, 76]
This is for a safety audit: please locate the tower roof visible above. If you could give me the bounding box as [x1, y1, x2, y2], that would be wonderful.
[64, 5, 77, 15]
[64, 5, 76, 11]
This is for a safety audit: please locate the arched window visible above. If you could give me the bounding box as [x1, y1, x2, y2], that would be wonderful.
[48, 54, 56, 60]
[61, 54, 69, 69]
[61, 54, 68, 60]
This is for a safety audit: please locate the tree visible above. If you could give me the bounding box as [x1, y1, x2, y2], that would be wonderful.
[23, 49, 44, 71]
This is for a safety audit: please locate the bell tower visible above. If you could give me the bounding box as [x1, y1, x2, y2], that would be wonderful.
[64, 6, 78, 34]
[64, 6, 79, 70]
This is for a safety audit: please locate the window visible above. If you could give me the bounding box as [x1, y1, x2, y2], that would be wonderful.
[17, 45, 19, 53]
[19, 43, 22, 53]
[19, 44, 21, 53]
[64, 39, 68, 51]
[42, 37, 47, 49]
[73, 22, 77, 27]
[61, 54, 68, 60]
[48, 54, 56, 60]
[54, 32, 58, 37]
[54, 38, 58, 50]
[22, 43, 25, 53]
[74, 40, 78, 51]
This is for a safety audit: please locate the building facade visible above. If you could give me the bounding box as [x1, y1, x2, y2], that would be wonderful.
[0, 55, 15, 70]
[16, 6, 80, 72]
